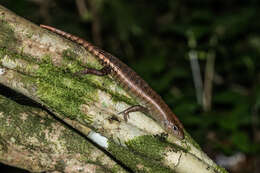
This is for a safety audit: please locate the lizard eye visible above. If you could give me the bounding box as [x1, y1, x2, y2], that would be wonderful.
[173, 125, 178, 131]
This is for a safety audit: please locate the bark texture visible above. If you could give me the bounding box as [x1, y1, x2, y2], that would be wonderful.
[0, 94, 126, 173]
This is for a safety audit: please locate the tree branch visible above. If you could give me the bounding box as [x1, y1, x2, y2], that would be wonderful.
[0, 94, 126, 173]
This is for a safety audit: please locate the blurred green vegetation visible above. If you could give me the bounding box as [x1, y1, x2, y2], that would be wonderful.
[0, 0, 260, 172]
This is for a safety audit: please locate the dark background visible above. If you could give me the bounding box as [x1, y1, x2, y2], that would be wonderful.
[0, 0, 260, 172]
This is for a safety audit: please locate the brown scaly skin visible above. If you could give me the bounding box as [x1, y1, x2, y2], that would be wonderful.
[40, 25, 184, 140]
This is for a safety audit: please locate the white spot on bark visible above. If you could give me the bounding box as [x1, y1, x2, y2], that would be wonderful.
[0, 68, 5, 75]
[88, 131, 108, 148]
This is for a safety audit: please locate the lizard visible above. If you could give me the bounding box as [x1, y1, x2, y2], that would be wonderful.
[40, 25, 185, 139]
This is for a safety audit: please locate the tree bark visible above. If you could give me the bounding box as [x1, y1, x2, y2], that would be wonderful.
[0, 94, 126, 173]
[0, 5, 228, 173]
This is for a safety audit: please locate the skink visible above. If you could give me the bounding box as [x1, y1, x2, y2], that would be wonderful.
[40, 25, 184, 139]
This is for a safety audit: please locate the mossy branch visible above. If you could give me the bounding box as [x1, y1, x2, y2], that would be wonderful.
[0, 4, 228, 173]
[0, 94, 126, 173]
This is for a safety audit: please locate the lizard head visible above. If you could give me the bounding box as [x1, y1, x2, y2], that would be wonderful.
[164, 120, 184, 140]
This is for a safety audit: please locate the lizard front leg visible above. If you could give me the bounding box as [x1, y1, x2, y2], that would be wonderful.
[76, 66, 111, 76]
[119, 105, 149, 121]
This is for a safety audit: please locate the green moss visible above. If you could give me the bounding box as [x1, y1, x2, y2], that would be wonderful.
[41, 54, 52, 63]
[80, 74, 137, 106]
[62, 48, 103, 70]
[61, 130, 127, 173]
[62, 49, 78, 61]
[107, 164, 126, 173]
[25, 31, 34, 39]
[35, 77, 91, 121]
[60, 129, 92, 155]
[108, 140, 174, 173]
[61, 49, 84, 73]
[115, 89, 136, 105]
[0, 95, 27, 115]
[54, 159, 66, 172]
[0, 95, 52, 148]
[103, 77, 137, 105]
[183, 130, 201, 151]
[215, 165, 228, 173]
[0, 46, 16, 62]
[35, 56, 97, 123]
[0, 46, 39, 75]
[0, 136, 8, 153]
[61, 49, 104, 72]
[126, 135, 170, 160]
[0, 19, 18, 50]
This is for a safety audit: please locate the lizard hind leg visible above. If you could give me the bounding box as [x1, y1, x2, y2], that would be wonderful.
[118, 105, 149, 122]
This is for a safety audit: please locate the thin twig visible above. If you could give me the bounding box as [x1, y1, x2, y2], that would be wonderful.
[189, 50, 203, 105]
[203, 51, 215, 111]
